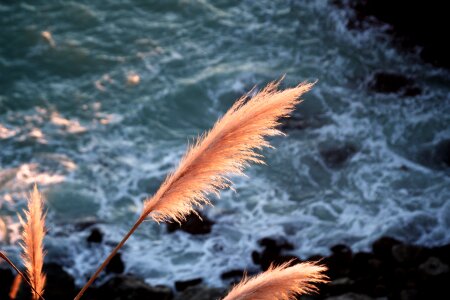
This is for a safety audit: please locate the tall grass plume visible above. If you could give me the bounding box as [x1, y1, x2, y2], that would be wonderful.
[223, 261, 328, 300]
[19, 184, 47, 300]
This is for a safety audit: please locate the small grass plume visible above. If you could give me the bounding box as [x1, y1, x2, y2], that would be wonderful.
[19, 184, 47, 300]
[223, 261, 328, 300]
[74, 79, 314, 300]
[9, 274, 22, 299]
[0, 251, 45, 300]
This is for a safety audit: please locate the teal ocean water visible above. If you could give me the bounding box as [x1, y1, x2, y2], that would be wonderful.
[1, 0, 449, 287]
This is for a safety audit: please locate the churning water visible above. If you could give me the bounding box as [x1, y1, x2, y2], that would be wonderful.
[1, 0, 449, 287]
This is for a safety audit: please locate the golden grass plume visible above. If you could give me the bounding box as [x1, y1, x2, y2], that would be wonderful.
[223, 261, 328, 300]
[142, 79, 314, 223]
[19, 184, 47, 300]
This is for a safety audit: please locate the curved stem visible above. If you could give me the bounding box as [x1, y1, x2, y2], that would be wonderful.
[0, 251, 46, 300]
[73, 215, 145, 300]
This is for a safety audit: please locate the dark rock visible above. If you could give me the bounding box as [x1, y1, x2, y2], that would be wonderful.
[368, 72, 421, 96]
[320, 144, 357, 168]
[434, 139, 450, 168]
[221, 269, 245, 280]
[327, 277, 356, 296]
[280, 114, 327, 131]
[175, 278, 203, 292]
[419, 257, 449, 277]
[340, 0, 450, 69]
[95, 275, 173, 300]
[0, 267, 14, 299]
[372, 236, 402, 262]
[399, 289, 419, 300]
[44, 263, 77, 300]
[166, 211, 214, 235]
[431, 244, 450, 264]
[174, 286, 225, 300]
[326, 245, 353, 278]
[105, 253, 125, 274]
[324, 292, 375, 300]
[252, 237, 299, 270]
[391, 244, 426, 266]
[87, 228, 103, 243]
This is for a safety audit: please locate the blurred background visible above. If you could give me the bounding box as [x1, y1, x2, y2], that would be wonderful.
[1, 1, 449, 299]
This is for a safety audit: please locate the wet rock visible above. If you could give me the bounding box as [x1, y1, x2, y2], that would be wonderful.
[391, 244, 426, 266]
[327, 277, 356, 296]
[95, 275, 173, 300]
[372, 236, 402, 262]
[166, 211, 214, 235]
[87, 228, 103, 243]
[399, 289, 419, 300]
[368, 72, 421, 96]
[320, 144, 357, 168]
[338, 0, 450, 69]
[175, 286, 225, 300]
[431, 244, 450, 265]
[175, 278, 203, 292]
[105, 252, 125, 274]
[0, 267, 14, 299]
[221, 269, 245, 280]
[44, 263, 77, 300]
[252, 237, 299, 270]
[419, 257, 449, 277]
[324, 292, 375, 300]
[326, 245, 353, 278]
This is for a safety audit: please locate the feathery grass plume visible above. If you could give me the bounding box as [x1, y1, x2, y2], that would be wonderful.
[142, 79, 314, 223]
[223, 261, 328, 300]
[19, 184, 46, 300]
[74, 79, 314, 300]
[9, 274, 22, 299]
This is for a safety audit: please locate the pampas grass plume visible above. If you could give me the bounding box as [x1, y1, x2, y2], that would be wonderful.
[223, 261, 328, 300]
[142, 79, 314, 223]
[19, 184, 46, 300]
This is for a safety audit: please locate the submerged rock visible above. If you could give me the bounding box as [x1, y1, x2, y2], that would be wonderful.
[166, 211, 214, 235]
[433, 139, 450, 168]
[320, 144, 357, 168]
[368, 72, 421, 96]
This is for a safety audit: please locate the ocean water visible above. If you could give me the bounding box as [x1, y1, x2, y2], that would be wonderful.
[1, 0, 449, 288]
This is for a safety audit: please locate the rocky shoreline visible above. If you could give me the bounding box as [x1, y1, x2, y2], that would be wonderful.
[332, 0, 449, 69]
[2, 233, 449, 300]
